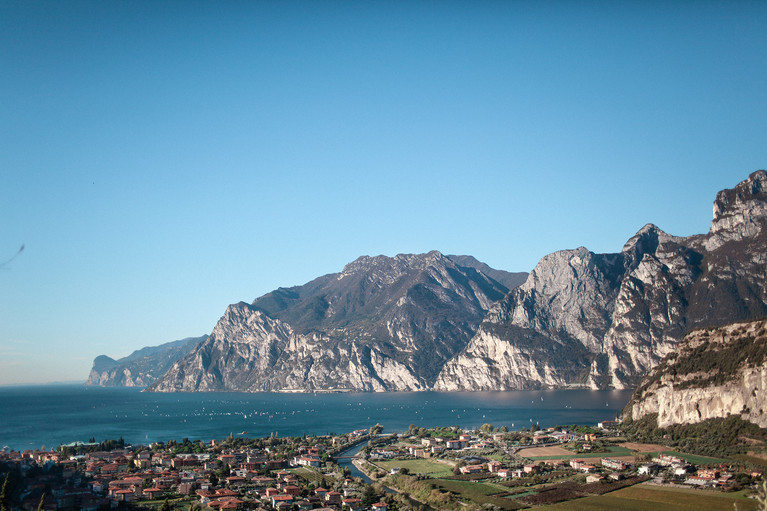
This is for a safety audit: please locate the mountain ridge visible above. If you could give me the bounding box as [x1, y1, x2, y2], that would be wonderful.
[435, 170, 767, 391]
[148, 252, 517, 391]
[96, 170, 767, 394]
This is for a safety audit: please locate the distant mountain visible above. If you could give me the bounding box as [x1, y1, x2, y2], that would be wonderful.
[435, 170, 767, 390]
[86, 336, 207, 387]
[626, 318, 767, 428]
[148, 252, 516, 391]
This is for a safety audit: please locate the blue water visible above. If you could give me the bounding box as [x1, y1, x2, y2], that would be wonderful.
[0, 385, 633, 452]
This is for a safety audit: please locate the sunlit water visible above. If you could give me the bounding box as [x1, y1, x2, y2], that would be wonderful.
[0, 385, 633, 451]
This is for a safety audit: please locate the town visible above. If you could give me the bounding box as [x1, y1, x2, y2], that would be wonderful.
[1, 420, 765, 511]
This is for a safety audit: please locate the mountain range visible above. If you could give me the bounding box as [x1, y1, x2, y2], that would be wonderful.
[88, 170, 767, 395]
[85, 336, 207, 387]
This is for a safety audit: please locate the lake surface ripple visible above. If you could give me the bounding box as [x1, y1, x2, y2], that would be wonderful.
[0, 385, 633, 451]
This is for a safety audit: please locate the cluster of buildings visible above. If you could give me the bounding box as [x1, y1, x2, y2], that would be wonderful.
[0, 435, 390, 511]
[636, 454, 763, 488]
[370, 433, 479, 460]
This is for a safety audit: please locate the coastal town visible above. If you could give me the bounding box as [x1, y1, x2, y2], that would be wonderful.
[1, 420, 765, 511]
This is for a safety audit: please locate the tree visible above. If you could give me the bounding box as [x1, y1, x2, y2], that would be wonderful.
[1, 473, 11, 511]
[159, 498, 173, 511]
[361, 485, 379, 506]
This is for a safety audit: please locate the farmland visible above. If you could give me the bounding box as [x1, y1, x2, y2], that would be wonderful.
[535, 484, 759, 511]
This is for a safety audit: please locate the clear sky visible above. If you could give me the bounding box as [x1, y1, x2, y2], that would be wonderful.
[1, 1, 766, 385]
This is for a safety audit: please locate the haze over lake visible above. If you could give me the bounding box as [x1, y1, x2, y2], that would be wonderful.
[0, 385, 632, 451]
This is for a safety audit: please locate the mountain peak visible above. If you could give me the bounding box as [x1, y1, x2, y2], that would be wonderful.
[339, 251, 447, 280]
[706, 170, 767, 250]
[622, 223, 673, 258]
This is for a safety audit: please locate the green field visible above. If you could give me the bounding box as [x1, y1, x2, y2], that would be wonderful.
[432, 478, 509, 495]
[428, 478, 523, 510]
[536, 484, 759, 511]
[375, 458, 455, 477]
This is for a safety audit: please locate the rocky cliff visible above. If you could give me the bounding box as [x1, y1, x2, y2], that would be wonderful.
[435, 170, 767, 390]
[86, 336, 207, 387]
[148, 252, 516, 392]
[626, 318, 767, 428]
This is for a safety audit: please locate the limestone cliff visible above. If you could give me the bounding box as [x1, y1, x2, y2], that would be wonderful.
[435, 170, 767, 390]
[149, 252, 513, 392]
[627, 318, 767, 428]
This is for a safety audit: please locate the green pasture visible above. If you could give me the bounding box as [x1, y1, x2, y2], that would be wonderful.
[375, 458, 455, 477]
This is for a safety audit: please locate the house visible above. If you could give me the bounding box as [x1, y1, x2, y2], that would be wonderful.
[218, 454, 237, 466]
[601, 458, 629, 471]
[673, 465, 695, 477]
[598, 420, 621, 430]
[295, 455, 322, 467]
[142, 487, 163, 499]
[271, 494, 294, 507]
[523, 464, 539, 474]
[638, 463, 661, 475]
[371, 503, 389, 511]
[325, 491, 343, 505]
[653, 454, 683, 466]
[569, 459, 585, 470]
[586, 474, 603, 483]
[685, 476, 716, 487]
[283, 485, 301, 496]
[342, 497, 364, 510]
[459, 464, 484, 474]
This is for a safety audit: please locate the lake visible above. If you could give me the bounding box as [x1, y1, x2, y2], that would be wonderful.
[0, 385, 633, 452]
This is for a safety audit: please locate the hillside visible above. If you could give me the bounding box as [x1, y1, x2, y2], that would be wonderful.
[626, 318, 767, 428]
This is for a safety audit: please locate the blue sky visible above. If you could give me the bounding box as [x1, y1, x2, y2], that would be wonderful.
[1, 1, 766, 385]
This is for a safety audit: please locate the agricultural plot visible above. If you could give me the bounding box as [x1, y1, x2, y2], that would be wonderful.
[524, 444, 634, 460]
[290, 466, 327, 485]
[375, 458, 455, 477]
[517, 445, 573, 458]
[535, 484, 758, 511]
[428, 479, 524, 510]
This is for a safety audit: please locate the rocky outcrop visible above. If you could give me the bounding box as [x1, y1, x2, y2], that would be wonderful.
[149, 302, 424, 392]
[86, 336, 207, 387]
[149, 252, 513, 392]
[435, 171, 767, 390]
[627, 319, 767, 428]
